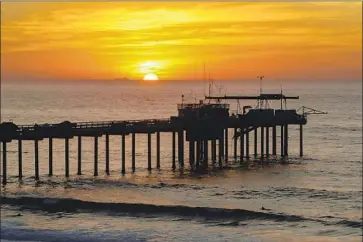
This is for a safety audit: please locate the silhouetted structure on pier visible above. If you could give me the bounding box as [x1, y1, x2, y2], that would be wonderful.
[0, 92, 326, 184]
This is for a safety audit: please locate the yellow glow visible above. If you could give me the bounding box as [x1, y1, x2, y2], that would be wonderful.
[139, 61, 161, 74]
[143, 73, 159, 81]
[1, 2, 361, 81]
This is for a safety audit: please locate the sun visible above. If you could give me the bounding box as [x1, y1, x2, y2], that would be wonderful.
[143, 73, 159, 81]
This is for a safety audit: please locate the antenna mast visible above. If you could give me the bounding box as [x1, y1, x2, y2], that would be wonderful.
[257, 76, 265, 108]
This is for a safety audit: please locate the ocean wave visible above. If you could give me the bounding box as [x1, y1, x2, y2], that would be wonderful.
[1, 196, 361, 229]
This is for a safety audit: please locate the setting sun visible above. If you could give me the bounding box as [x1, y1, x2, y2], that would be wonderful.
[143, 73, 159, 81]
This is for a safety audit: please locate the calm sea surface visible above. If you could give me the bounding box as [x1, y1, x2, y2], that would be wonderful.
[0, 80, 362, 241]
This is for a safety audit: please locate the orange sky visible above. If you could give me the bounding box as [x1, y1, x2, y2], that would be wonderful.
[1, 2, 362, 82]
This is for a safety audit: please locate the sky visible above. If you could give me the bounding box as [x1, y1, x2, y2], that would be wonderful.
[1, 2, 362, 82]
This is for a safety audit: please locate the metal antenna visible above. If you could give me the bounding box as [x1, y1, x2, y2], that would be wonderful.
[257, 76, 265, 108]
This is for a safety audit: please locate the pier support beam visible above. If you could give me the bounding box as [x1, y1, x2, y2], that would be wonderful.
[254, 128, 258, 157]
[300, 124, 303, 157]
[77, 136, 82, 175]
[156, 132, 160, 169]
[261, 127, 264, 159]
[34, 140, 39, 181]
[18, 139, 22, 179]
[49, 138, 53, 176]
[178, 131, 184, 167]
[121, 135, 126, 174]
[234, 128, 237, 160]
[240, 128, 244, 162]
[225, 128, 229, 162]
[246, 128, 250, 159]
[266, 127, 270, 157]
[132, 133, 136, 172]
[284, 124, 289, 157]
[172, 132, 176, 169]
[65, 138, 69, 178]
[2, 142, 7, 185]
[94, 136, 98, 176]
[272, 126, 277, 156]
[105, 134, 110, 175]
[189, 140, 195, 166]
[280, 125, 284, 156]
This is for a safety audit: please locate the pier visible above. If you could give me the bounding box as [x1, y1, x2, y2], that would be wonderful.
[0, 93, 325, 185]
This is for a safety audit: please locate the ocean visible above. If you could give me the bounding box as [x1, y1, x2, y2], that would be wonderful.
[0, 80, 362, 241]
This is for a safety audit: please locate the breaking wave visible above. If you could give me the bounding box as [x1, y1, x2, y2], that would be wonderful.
[1, 196, 361, 229]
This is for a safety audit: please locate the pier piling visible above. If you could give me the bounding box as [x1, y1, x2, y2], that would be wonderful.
[234, 128, 237, 160]
[94, 136, 98, 176]
[189, 140, 195, 166]
[300, 124, 303, 157]
[225, 128, 229, 162]
[211, 140, 216, 163]
[218, 137, 223, 167]
[266, 127, 270, 157]
[34, 140, 39, 180]
[196, 141, 201, 167]
[240, 128, 244, 162]
[204, 140, 208, 167]
[284, 125, 289, 156]
[105, 134, 110, 175]
[178, 131, 184, 167]
[172, 132, 176, 169]
[156, 132, 160, 169]
[272, 126, 277, 156]
[2, 142, 7, 185]
[121, 135, 126, 174]
[49, 138, 53, 176]
[246, 128, 250, 158]
[18, 139, 22, 179]
[65, 138, 69, 177]
[77, 136, 82, 175]
[254, 128, 258, 157]
[261, 127, 264, 159]
[132, 133, 136, 172]
[280, 125, 284, 156]
[148, 133, 152, 171]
